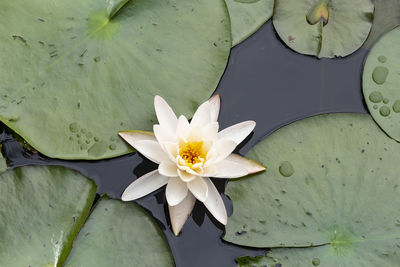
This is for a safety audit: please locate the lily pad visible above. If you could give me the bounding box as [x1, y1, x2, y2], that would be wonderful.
[65, 197, 174, 266]
[225, 0, 274, 46]
[363, 26, 400, 141]
[0, 0, 231, 159]
[273, 0, 374, 58]
[363, 0, 400, 48]
[0, 166, 97, 266]
[225, 114, 400, 265]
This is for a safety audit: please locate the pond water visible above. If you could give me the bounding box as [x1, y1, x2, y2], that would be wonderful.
[1, 20, 368, 267]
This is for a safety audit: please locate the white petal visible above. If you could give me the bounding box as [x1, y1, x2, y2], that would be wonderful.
[163, 142, 179, 162]
[208, 94, 220, 122]
[166, 177, 189, 206]
[168, 192, 196, 236]
[218, 121, 256, 145]
[225, 154, 266, 174]
[178, 169, 197, 182]
[206, 139, 237, 163]
[176, 115, 190, 140]
[121, 170, 169, 201]
[187, 177, 208, 202]
[119, 131, 156, 148]
[190, 101, 211, 127]
[204, 159, 248, 178]
[154, 125, 176, 145]
[158, 161, 178, 177]
[134, 140, 170, 164]
[203, 177, 227, 225]
[154, 95, 178, 133]
[187, 125, 203, 142]
[201, 122, 219, 141]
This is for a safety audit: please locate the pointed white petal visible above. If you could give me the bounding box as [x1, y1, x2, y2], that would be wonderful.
[153, 124, 176, 145]
[187, 125, 203, 142]
[191, 101, 211, 127]
[203, 177, 227, 225]
[206, 139, 237, 163]
[204, 159, 248, 178]
[225, 154, 266, 174]
[201, 122, 219, 141]
[163, 142, 179, 162]
[208, 94, 220, 122]
[178, 169, 197, 182]
[119, 131, 156, 148]
[158, 161, 178, 177]
[154, 95, 178, 133]
[176, 115, 190, 140]
[121, 170, 169, 201]
[134, 140, 170, 164]
[166, 177, 189, 206]
[187, 177, 208, 202]
[169, 192, 196, 236]
[218, 121, 256, 145]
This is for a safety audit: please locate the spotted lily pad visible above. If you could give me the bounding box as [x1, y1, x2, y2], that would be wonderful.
[224, 114, 400, 265]
[65, 197, 174, 266]
[0, 166, 97, 266]
[363, 27, 400, 141]
[273, 0, 374, 58]
[0, 0, 231, 159]
[225, 0, 274, 46]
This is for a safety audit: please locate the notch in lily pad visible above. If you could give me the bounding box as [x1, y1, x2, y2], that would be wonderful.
[306, 0, 329, 26]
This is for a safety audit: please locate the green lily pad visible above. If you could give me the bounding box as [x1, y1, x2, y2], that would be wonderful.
[0, 145, 7, 173]
[363, 0, 400, 48]
[0, 166, 97, 266]
[65, 197, 174, 266]
[225, 0, 274, 46]
[273, 0, 374, 58]
[0, 0, 231, 159]
[363, 27, 400, 141]
[225, 114, 400, 265]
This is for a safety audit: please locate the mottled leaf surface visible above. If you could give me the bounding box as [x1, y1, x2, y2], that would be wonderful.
[0, 166, 97, 266]
[273, 0, 374, 58]
[0, 0, 231, 159]
[224, 114, 400, 265]
[65, 197, 174, 266]
[225, 0, 274, 46]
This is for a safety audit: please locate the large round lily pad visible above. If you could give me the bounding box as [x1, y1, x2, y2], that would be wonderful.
[0, 166, 97, 266]
[273, 0, 374, 58]
[0, 0, 231, 159]
[224, 114, 400, 265]
[65, 197, 174, 266]
[363, 27, 400, 142]
[225, 0, 274, 46]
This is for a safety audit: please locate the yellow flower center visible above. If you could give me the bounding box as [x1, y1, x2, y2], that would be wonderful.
[179, 141, 206, 167]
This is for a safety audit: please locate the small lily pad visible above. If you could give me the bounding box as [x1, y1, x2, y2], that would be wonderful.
[65, 197, 174, 266]
[0, 166, 96, 266]
[363, 26, 400, 141]
[273, 0, 374, 58]
[225, 114, 400, 265]
[225, 0, 274, 46]
[0, 0, 231, 159]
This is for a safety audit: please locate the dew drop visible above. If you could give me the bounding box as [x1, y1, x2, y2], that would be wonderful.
[393, 100, 400, 113]
[80, 128, 87, 134]
[69, 122, 79, 133]
[86, 139, 91, 144]
[279, 161, 294, 177]
[378, 56, 387, 63]
[368, 91, 383, 103]
[109, 143, 116, 150]
[76, 133, 81, 138]
[372, 66, 389, 85]
[312, 258, 320, 266]
[77, 140, 81, 144]
[379, 106, 390, 117]
[383, 98, 389, 104]
[373, 105, 378, 110]
[80, 144, 88, 150]
[110, 136, 116, 142]
[94, 137, 99, 142]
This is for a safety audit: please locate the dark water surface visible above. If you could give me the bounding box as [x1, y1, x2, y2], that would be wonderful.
[1, 20, 369, 267]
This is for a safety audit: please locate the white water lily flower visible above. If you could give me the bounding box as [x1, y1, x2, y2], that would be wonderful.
[119, 95, 265, 235]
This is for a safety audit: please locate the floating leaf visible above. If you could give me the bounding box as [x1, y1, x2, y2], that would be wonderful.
[225, 0, 274, 46]
[225, 114, 400, 265]
[273, 0, 374, 58]
[0, 145, 7, 173]
[363, 27, 400, 141]
[363, 0, 400, 48]
[0, 166, 96, 266]
[65, 197, 174, 266]
[0, 0, 231, 159]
